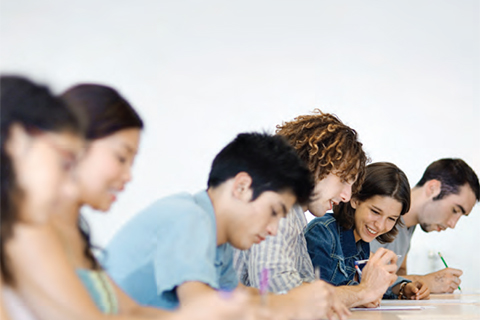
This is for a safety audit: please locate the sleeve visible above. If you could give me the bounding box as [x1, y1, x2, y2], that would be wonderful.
[383, 276, 411, 300]
[153, 206, 218, 299]
[217, 244, 239, 291]
[248, 216, 304, 293]
[304, 221, 337, 285]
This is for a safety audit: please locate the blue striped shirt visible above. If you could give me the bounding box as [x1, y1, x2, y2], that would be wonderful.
[233, 204, 315, 293]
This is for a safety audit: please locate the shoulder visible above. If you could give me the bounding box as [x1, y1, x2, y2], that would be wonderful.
[5, 222, 71, 272]
[305, 212, 337, 233]
[8, 222, 61, 250]
[134, 192, 212, 227]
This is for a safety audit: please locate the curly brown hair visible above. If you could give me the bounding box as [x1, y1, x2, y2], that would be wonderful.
[276, 109, 368, 194]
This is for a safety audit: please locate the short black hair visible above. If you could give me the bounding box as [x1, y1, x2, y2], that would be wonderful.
[207, 132, 314, 205]
[416, 158, 480, 202]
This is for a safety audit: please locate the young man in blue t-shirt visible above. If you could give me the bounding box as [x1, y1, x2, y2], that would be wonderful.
[104, 132, 349, 320]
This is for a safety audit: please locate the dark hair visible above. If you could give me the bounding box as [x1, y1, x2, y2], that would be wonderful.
[416, 158, 480, 202]
[276, 109, 368, 194]
[60, 84, 143, 140]
[207, 132, 314, 206]
[1, 75, 84, 284]
[334, 162, 411, 244]
[60, 83, 144, 269]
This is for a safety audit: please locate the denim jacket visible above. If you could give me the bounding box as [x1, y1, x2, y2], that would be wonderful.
[304, 212, 408, 299]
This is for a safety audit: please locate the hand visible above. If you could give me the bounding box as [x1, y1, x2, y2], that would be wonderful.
[328, 283, 351, 320]
[360, 298, 381, 308]
[359, 248, 398, 303]
[288, 280, 350, 320]
[403, 281, 430, 300]
[182, 289, 253, 320]
[420, 268, 462, 293]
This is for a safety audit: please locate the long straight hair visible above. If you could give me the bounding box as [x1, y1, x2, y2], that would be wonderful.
[1, 75, 84, 284]
[60, 84, 143, 268]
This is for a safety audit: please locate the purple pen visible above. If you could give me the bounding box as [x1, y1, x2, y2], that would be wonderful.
[260, 268, 269, 305]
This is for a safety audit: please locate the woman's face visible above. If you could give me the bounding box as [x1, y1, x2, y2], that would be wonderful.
[75, 128, 140, 211]
[352, 195, 402, 243]
[7, 125, 84, 221]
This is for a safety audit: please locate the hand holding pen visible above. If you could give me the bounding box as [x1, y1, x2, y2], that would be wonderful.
[354, 253, 401, 283]
[355, 248, 398, 305]
[437, 252, 463, 293]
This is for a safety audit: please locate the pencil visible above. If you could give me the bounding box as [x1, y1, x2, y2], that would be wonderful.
[438, 252, 461, 291]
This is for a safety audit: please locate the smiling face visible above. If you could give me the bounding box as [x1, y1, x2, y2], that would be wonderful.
[226, 184, 297, 250]
[419, 183, 476, 233]
[75, 128, 140, 211]
[352, 195, 403, 243]
[307, 172, 355, 217]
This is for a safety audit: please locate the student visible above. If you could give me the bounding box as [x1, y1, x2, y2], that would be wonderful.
[104, 132, 342, 320]
[4, 82, 249, 320]
[234, 111, 393, 309]
[370, 158, 480, 293]
[305, 162, 430, 304]
[1, 75, 85, 319]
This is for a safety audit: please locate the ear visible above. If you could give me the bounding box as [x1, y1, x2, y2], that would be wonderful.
[425, 179, 441, 199]
[4, 123, 31, 159]
[232, 172, 253, 202]
[350, 197, 359, 209]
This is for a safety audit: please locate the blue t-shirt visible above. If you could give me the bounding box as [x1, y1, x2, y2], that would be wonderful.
[103, 190, 239, 310]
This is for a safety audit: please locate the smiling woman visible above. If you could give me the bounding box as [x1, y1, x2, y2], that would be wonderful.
[334, 162, 411, 244]
[305, 162, 430, 306]
[61, 84, 144, 213]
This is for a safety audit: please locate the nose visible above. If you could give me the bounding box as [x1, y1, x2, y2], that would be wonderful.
[340, 183, 353, 202]
[374, 216, 387, 232]
[447, 214, 462, 229]
[123, 166, 133, 184]
[266, 220, 279, 237]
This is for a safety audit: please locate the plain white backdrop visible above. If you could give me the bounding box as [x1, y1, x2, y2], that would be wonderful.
[2, 1, 479, 290]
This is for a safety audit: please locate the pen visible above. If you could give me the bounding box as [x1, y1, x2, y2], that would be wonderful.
[260, 268, 269, 305]
[314, 266, 320, 280]
[355, 255, 402, 265]
[438, 252, 461, 291]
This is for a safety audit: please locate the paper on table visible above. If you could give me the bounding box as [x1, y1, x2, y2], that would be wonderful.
[381, 299, 476, 304]
[351, 305, 427, 311]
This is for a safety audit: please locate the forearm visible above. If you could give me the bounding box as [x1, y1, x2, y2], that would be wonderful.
[268, 293, 302, 320]
[398, 274, 422, 282]
[127, 305, 176, 319]
[333, 285, 371, 308]
[396, 266, 407, 275]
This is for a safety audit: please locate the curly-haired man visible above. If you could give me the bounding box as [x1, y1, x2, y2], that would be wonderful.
[234, 110, 405, 309]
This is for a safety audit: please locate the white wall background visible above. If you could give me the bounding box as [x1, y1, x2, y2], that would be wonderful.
[2, 1, 479, 291]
